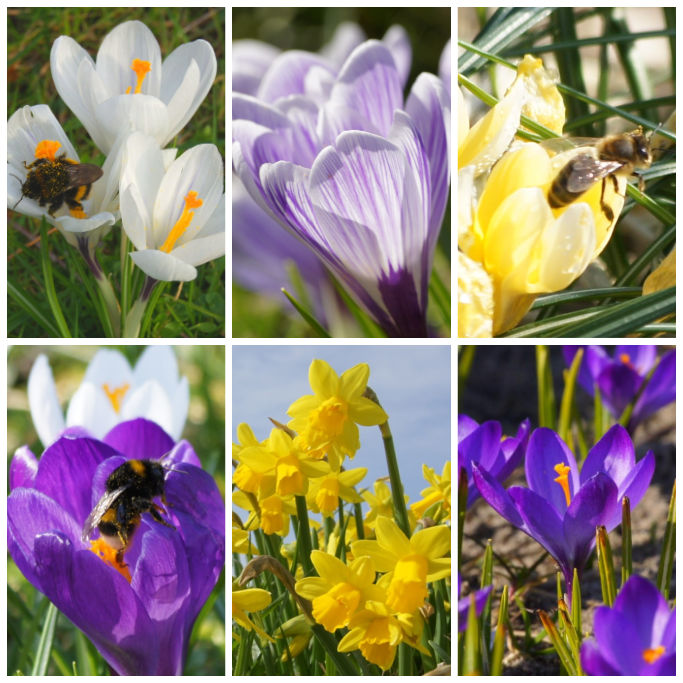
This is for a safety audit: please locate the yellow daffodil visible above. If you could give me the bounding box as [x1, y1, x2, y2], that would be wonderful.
[232, 489, 297, 537]
[306, 466, 367, 516]
[295, 550, 379, 633]
[643, 248, 676, 294]
[232, 586, 274, 642]
[411, 461, 451, 521]
[338, 605, 401, 671]
[361, 479, 411, 530]
[239, 427, 330, 498]
[287, 360, 388, 471]
[232, 527, 253, 554]
[351, 517, 450, 613]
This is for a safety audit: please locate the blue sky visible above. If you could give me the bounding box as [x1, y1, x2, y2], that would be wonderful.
[232, 345, 451, 508]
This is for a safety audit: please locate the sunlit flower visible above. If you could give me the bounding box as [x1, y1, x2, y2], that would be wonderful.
[351, 516, 450, 613]
[305, 466, 367, 516]
[287, 359, 388, 470]
[563, 345, 675, 429]
[232, 585, 274, 642]
[119, 132, 225, 282]
[27, 347, 189, 447]
[50, 20, 216, 154]
[410, 460, 451, 521]
[580, 575, 675, 675]
[472, 425, 654, 599]
[8, 419, 224, 675]
[7, 104, 118, 254]
[362, 479, 407, 528]
[458, 55, 624, 336]
[233, 38, 450, 336]
[295, 550, 378, 632]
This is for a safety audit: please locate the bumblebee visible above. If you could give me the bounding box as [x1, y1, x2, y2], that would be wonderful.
[82, 459, 175, 564]
[547, 127, 652, 222]
[14, 153, 103, 218]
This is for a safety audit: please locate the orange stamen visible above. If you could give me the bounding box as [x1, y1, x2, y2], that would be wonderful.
[34, 140, 61, 161]
[619, 352, 633, 368]
[125, 58, 151, 94]
[643, 645, 665, 664]
[89, 538, 132, 582]
[102, 382, 130, 413]
[159, 191, 203, 253]
[553, 462, 572, 506]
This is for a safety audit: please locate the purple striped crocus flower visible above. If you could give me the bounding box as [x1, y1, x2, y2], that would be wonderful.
[580, 575, 675, 675]
[563, 345, 675, 429]
[472, 425, 654, 600]
[8, 418, 225, 675]
[233, 36, 450, 337]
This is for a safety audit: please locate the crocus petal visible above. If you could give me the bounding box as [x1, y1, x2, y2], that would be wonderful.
[471, 464, 525, 529]
[258, 51, 335, 103]
[592, 604, 650, 674]
[524, 428, 579, 515]
[596, 362, 643, 418]
[27, 354, 66, 447]
[579, 424, 635, 486]
[10, 446, 39, 490]
[580, 638, 620, 675]
[631, 350, 675, 427]
[130, 250, 197, 281]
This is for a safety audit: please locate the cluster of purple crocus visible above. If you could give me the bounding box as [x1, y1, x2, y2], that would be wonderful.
[563, 345, 675, 428]
[232, 25, 451, 337]
[8, 418, 225, 675]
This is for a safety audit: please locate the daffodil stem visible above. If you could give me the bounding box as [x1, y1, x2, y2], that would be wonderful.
[295, 495, 314, 575]
[353, 502, 365, 539]
[379, 421, 411, 538]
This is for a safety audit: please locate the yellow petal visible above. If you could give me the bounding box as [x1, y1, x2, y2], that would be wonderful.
[309, 359, 338, 398]
[374, 517, 411, 557]
[310, 549, 350, 583]
[338, 362, 370, 399]
[410, 524, 451, 559]
[458, 251, 494, 338]
[350, 540, 397, 573]
[643, 248, 676, 294]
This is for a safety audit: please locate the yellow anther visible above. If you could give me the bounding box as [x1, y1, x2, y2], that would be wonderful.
[159, 191, 203, 253]
[125, 58, 151, 94]
[35, 140, 62, 161]
[553, 462, 572, 506]
[102, 382, 130, 413]
[642, 645, 665, 664]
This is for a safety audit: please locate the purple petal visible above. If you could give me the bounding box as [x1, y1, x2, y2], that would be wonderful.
[495, 418, 530, 483]
[382, 25, 412, 88]
[606, 450, 655, 529]
[509, 486, 570, 570]
[524, 428, 579, 515]
[596, 361, 643, 417]
[257, 51, 335, 103]
[457, 584, 492, 632]
[329, 41, 403, 137]
[458, 420, 503, 474]
[33, 434, 120, 523]
[405, 72, 450, 239]
[471, 463, 524, 528]
[458, 414, 479, 441]
[631, 350, 675, 427]
[10, 445, 38, 490]
[613, 575, 671, 648]
[580, 424, 635, 486]
[580, 638, 620, 675]
[562, 473, 617, 568]
[232, 39, 281, 95]
[592, 603, 651, 674]
[103, 417, 175, 461]
[614, 344, 657, 375]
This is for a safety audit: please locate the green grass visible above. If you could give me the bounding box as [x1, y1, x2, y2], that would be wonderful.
[8, 8, 225, 338]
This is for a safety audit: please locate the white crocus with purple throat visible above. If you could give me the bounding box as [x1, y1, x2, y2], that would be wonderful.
[50, 20, 216, 155]
[233, 38, 449, 337]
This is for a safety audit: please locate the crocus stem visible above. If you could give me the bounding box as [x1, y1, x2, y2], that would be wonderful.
[123, 276, 158, 337]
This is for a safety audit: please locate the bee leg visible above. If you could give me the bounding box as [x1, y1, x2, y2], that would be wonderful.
[634, 172, 645, 192]
[150, 504, 175, 529]
[599, 178, 614, 223]
[115, 548, 129, 568]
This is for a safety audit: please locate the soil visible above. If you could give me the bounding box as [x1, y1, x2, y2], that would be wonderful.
[459, 346, 676, 675]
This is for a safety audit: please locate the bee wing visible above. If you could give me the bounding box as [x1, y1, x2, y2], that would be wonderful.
[540, 136, 602, 156]
[65, 163, 103, 190]
[81, 486, 128, 542]
[563, 156, 623, 194]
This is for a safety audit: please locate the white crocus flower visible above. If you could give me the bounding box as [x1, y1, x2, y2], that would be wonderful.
[7, 104, 117, 251]
[28, 346, 190, 447]
[120, 131, 225, 282]
[50, 20, 217, 154]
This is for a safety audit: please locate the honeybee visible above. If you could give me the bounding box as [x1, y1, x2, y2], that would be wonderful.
[547, 127, 652, 222]
[13, 153, 103, 218]
[82, 459, 176, 564]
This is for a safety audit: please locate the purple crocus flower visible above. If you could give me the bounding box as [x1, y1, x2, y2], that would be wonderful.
[8, 418, 225, 675]
[458, 414, 530, 508]
[457, 574, 493, 632]
[580, 575, 675, 675]
[472, 425, 654, 600]
[233, 37, 450, 337]
[563, 345, 675, 428]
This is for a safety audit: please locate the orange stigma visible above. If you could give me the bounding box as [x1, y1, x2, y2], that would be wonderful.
[125, 58, 151, 94]
[642, 645, 665, 664]
[553, 462, 571, 506]
[102, 382, 130, 413]
[34, 140, 61, 161]
[160, 191, 203, 253]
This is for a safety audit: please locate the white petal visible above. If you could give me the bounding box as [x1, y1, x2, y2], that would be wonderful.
[66, 382, 118, 439]
[130, 249, 197, 281]
[27, 355, 66, 447]
[121, 381, 175, 438]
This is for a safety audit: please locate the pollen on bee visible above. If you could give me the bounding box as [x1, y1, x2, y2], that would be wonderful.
[89, 538, 132, 582]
